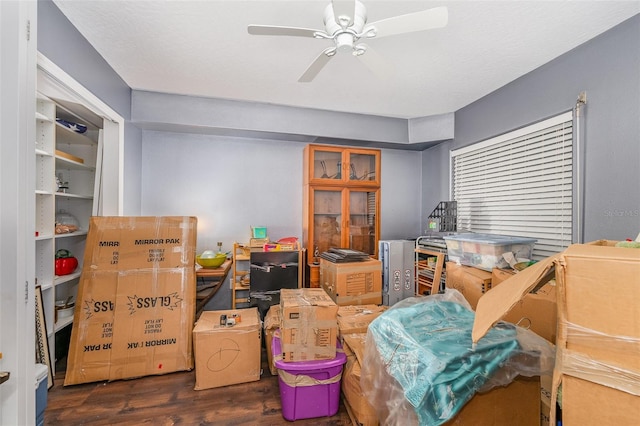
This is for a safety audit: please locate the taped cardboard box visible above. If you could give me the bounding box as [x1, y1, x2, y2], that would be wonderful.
[280, 288, 338, 362]
[552, 240, 640, 425]
[64, 216, 197, 386]
[445, 262, 492, 310]
[193, 308, 262, 390]
[320, 258, 382, 306]
[263, 304, 281, 375]
[337, 304, 387, 340]
[472, 241, 640, 426]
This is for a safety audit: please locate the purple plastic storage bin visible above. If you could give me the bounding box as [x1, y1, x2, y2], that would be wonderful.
[272, 334, 347, 421]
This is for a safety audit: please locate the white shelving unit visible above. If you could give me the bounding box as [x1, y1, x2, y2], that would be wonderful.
[34, 92, 102, 372]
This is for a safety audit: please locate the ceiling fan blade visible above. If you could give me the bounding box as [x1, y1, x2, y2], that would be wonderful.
[367, 6, 448, 39]
[299, 48, 336, 83]
[331, 0, 356, 28]
[356, 44, 393, 80]
[248, 25, 321, 38]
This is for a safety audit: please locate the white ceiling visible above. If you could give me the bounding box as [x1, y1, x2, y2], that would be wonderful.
[53, 0, 640, 119]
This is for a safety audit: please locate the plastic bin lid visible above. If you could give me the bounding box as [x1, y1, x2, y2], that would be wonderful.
[443, 233, 537, 245]
[272, 333, 346, 371]
[35, 363, 48, 383]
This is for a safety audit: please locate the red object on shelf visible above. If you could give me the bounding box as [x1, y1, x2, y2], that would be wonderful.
[55, 256, 78, 276]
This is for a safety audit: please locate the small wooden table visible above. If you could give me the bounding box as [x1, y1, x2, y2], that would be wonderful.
[195, 259, 232, 318]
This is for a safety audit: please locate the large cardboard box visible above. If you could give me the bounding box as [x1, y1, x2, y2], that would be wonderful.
[553, 241, 640, 425]
[263, 304, 281, 375]
[473, 241, 640, 426]
[64, 216, 197, 385]
[320, 258, 382, 306]
[279, 288, 338, 361]
[445, 262, 492, 310]
[561, 376, 640, 425]
[193, 308, 262, 390]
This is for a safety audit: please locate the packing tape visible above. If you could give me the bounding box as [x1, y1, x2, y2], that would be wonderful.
[278, 369, 342, 388]
[561, 348, 640, 396]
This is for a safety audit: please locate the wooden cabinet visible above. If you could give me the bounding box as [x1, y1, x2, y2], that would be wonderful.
[231, 242, 251, 308]
[303, 144, 381, 287]
[303, 144, 380, 187]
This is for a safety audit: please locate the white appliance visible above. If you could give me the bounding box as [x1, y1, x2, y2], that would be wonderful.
[379, 240, 415, 306]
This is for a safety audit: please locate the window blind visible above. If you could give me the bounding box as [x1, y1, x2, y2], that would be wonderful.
[450, 112, 573, 259]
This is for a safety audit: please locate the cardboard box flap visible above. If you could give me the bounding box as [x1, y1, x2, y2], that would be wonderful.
[472, 254, 560, 343]
[342, 333, 367, 366]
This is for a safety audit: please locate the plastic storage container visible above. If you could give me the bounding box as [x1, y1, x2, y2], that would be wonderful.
[272, 334, 346, 421]
[35, 363, 48, 426]
[443, 233, 537, 271]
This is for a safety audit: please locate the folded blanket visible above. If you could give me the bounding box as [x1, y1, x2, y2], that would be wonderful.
[368, 300, 519, 425]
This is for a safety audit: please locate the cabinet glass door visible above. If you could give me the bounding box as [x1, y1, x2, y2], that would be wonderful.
[348, 189, 378, 255]
[311, 188, 344, 260]
[308, 146, 344, 183]
[347, 150, 380, 185]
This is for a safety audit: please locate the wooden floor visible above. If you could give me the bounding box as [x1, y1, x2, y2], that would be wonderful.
[45, 351, 354, 426]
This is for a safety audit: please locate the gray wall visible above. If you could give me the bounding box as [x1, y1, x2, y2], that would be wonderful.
[423, 15, 640, 242]
[139, 130, 423, 309]
[139, 130, 424, 253]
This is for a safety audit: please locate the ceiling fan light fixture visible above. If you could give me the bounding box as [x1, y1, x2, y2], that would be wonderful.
[353, 44, 367, 56]
[335, 32, 355, 52]
[248, 0, 448, 82]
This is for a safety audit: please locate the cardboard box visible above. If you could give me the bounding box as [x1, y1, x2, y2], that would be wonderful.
[279, 288, 338, 361]
[490, 267, 516, 287]
[445, 262, 492, 310]
[473, 241, 640, 426]
[192, 308, 262, 390]
[554, 240, 640, 424]
[446, 377, 540, 425]
[320, 258, 382, 306]
[263, 304, 281, 375]
[80, 216, 196, 271]
[64, 216, 197, 385]
[561, 376, 640, 425]
[337, 304, 387, 339]
[492, 268, 558, 343]
[338, 307, 387, 424]
[342, 334, 378, 426]
[344, 328, 540, 426]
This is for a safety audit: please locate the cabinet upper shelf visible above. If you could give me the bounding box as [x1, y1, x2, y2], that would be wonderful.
[55, 155, 95, 171]
[56, 122, 98, 146]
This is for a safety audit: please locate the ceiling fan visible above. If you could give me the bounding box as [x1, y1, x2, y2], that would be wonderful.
[248, 0, 448, 82]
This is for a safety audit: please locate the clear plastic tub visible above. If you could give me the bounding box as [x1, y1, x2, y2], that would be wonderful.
[443, 233, 537, 271]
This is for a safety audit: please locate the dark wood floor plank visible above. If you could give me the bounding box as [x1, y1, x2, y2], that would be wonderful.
[45, 353, 353, 425]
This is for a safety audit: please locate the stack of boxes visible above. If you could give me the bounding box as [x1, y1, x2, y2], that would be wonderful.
[337, 305, 388, 425]
[271, 288, 345, 421]
[470, 239, 640, 426]
[550, 241, 640, 425]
